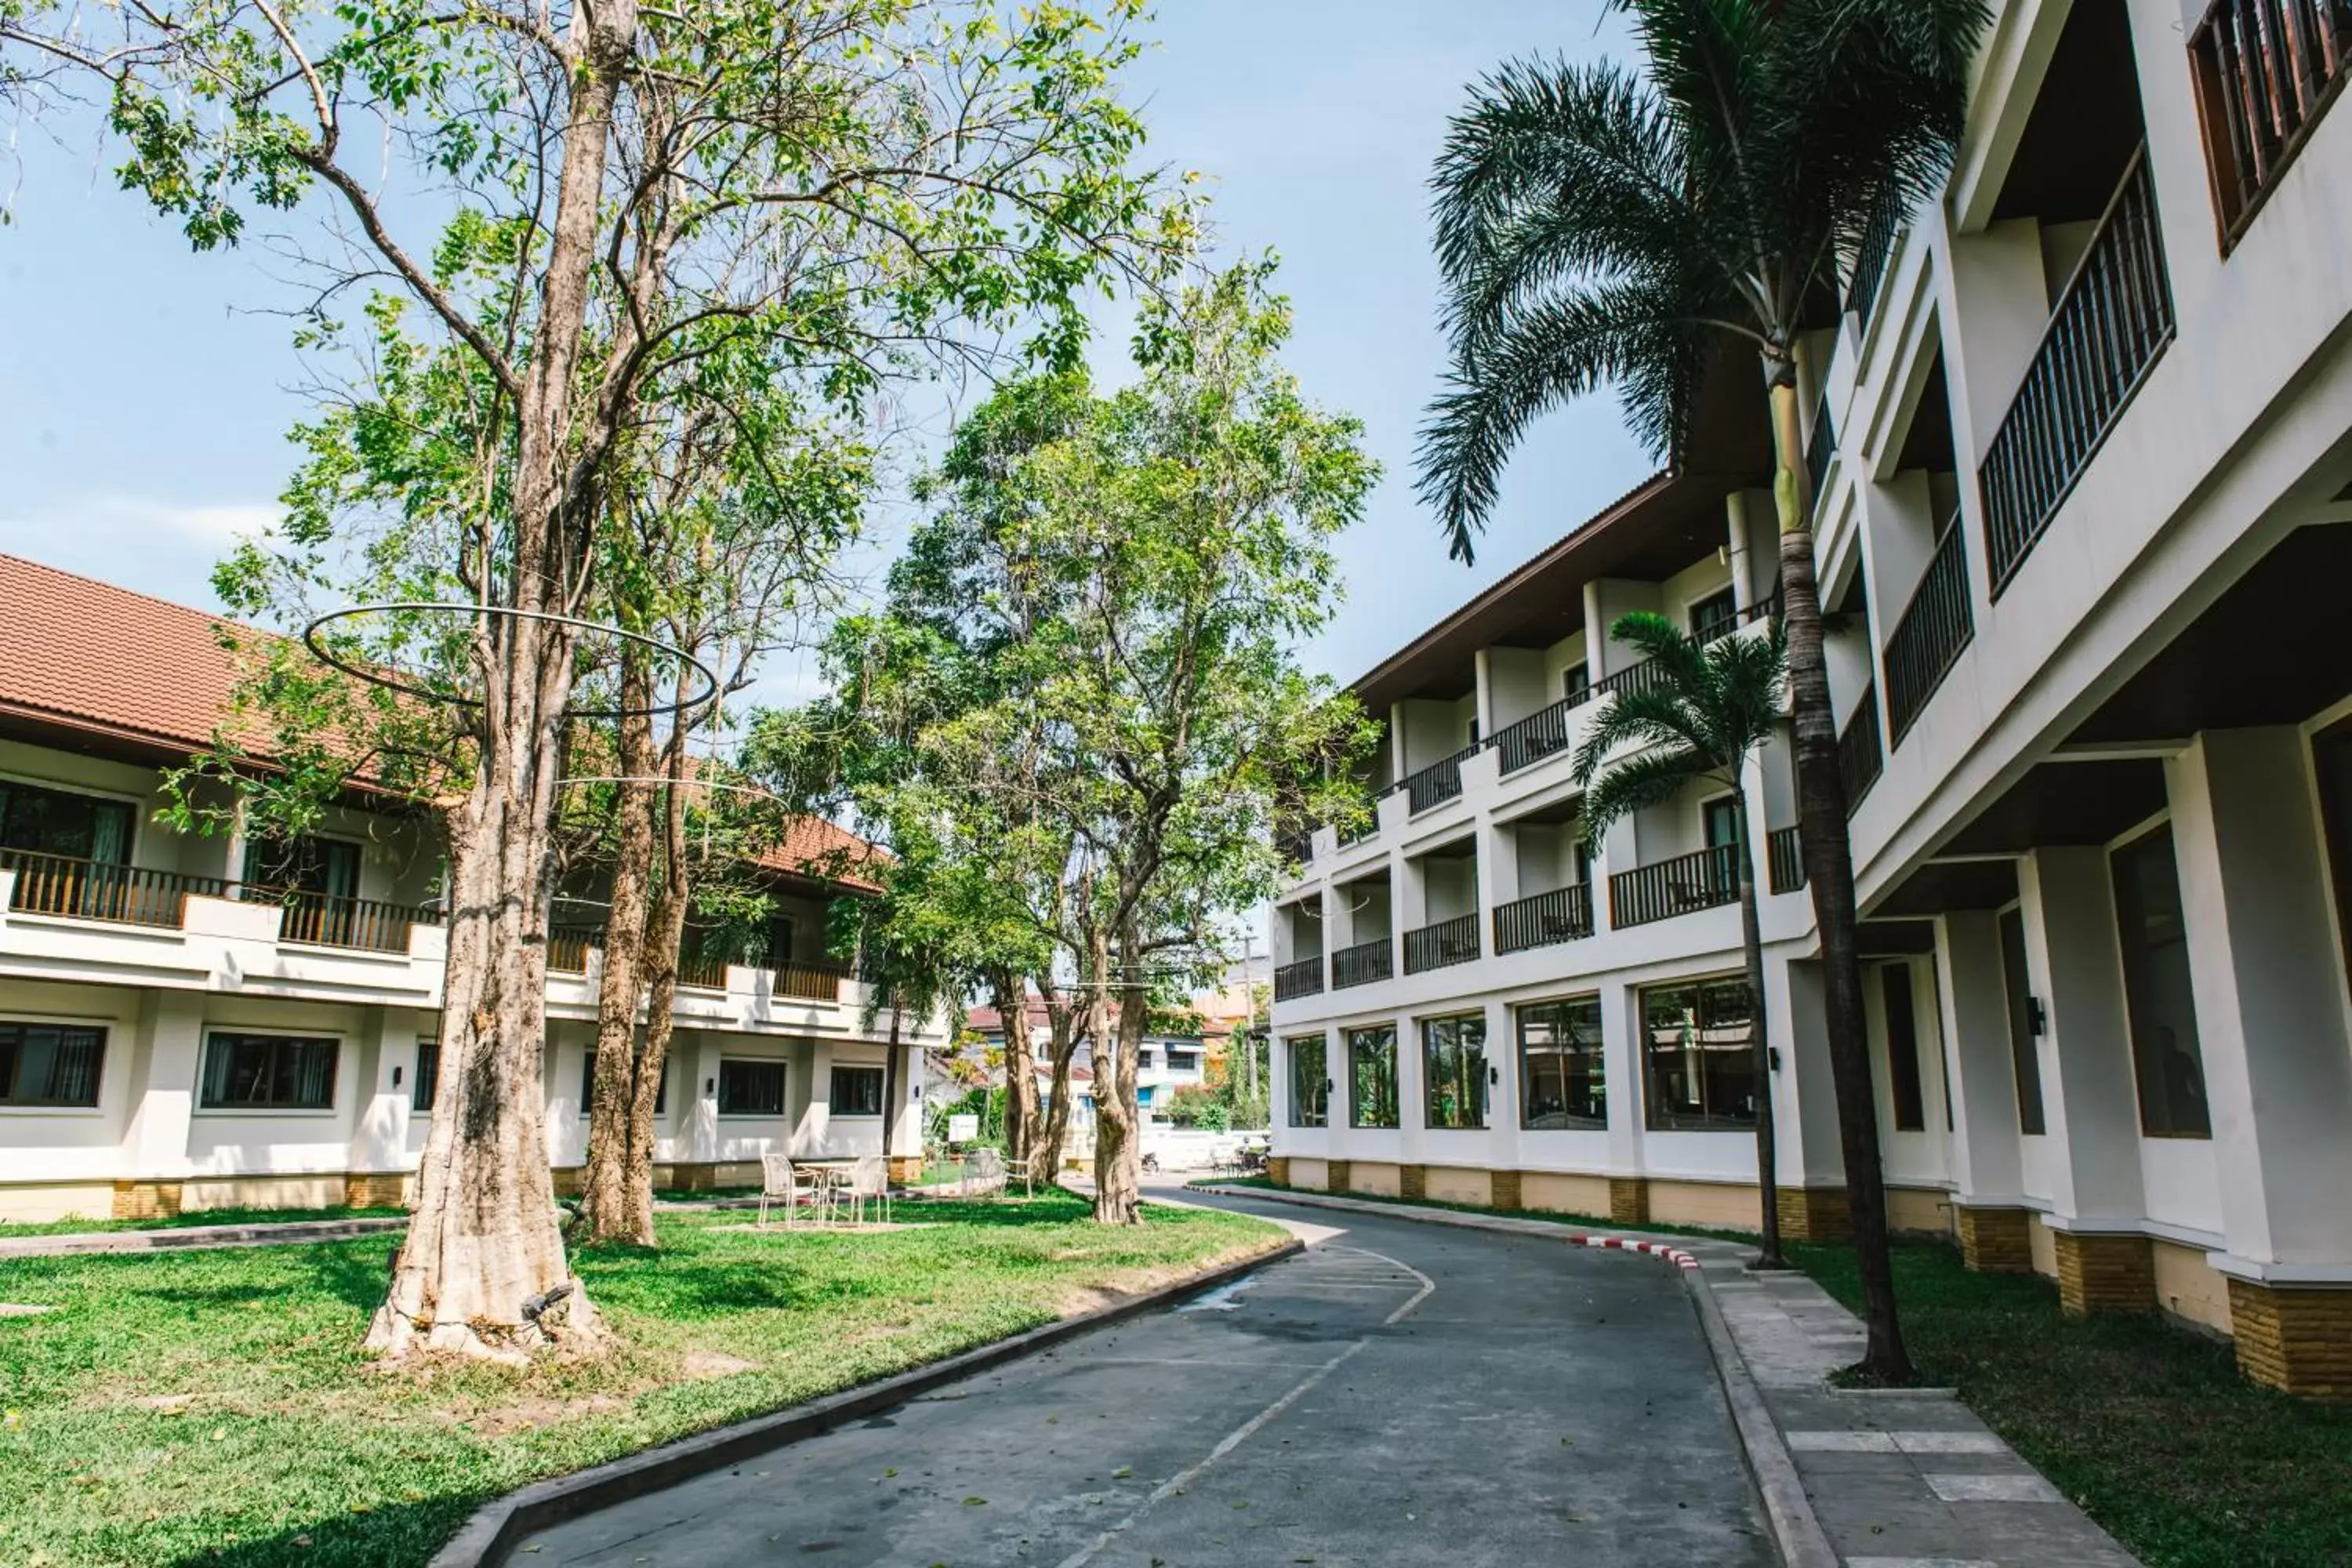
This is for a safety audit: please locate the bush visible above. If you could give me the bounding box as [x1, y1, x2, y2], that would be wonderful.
[1162, 1083, 1228, 1130]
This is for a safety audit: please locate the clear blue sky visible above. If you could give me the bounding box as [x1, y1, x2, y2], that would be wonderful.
[0, 2, 1649, 688]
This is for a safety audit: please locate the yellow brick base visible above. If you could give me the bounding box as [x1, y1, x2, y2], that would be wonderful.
[1956, 1206, 2035, 1273]
[111, 1181, 183, 1221]
[1609, 1177, 1650, 1226]
[2053, 1231, 2156, 1315]
[1399, 1163, 1428, 1201]
[1326, 1160, 1352, 1194]
[342, 1173, 411, 1210]
[1489, 1169, 1522, 1210]
[2228, 1279, 2352, 1398]
[1776, 1186, 1851, 1243]
[887, 1155, 922, 1185]
[1267, 1156, 1291, 1187]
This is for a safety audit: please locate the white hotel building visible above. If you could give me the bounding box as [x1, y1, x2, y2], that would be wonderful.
[0, 556, 938, 1224]
[1267, 0, 2352, 1396]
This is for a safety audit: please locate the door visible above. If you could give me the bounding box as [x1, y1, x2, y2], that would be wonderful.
[1702, 796, 1740, 899]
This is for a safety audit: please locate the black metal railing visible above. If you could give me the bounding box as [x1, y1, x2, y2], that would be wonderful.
[1885, 520, 1975, 743]
[1609, 844, 1740, 930]
[1839, 686, 1885, 812]
[2190, 0, 2351, 245]
[1276, 826, 1315, 866]
[0, 848, 229, 929]
[1493, 884, 1592, 954]
[1492, 689, 1595, 775]
[549, 924, 601, 974]
[1806, 396, 1835, 509]
[1330, 937, 1394, 990]
[1403, 913, 1480, 975]
[1274, 956, 1324, 1002]
[1403, 744, 1479, 815]
[269, 890, 442, 955]
[1593, 657, 1669, 703]
[1847, 192, 1902, 326]
[1767, 826, 1806, 895]
[1980, 147, 2174, 593]
[1337, 811, 1378, 847]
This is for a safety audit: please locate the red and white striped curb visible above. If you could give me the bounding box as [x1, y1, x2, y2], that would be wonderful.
[1555, 1233, 1704, 1272]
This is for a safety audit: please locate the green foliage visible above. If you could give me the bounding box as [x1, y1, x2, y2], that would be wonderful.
[1160, 1083, 1228, 1131]
[928, 1086, 1008, 1149]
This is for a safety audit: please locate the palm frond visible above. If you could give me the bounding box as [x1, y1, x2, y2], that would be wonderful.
[1574, 684, 1707, 781]
[1579, 742, 1708, 849]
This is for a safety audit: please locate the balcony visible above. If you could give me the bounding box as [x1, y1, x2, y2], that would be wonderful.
[1767, 826, 1806, 895]
[1493, 689, 1596, 775]
[1330, 937, 1394, 990]
[1884, 517, 1975, 743]
[1806, 396, 1835, 510]
[1274, 956, 1324, 1002]
[1402, 744, 1479, 815]
[1276, 826, 1315, 866]
[1840, 685, 1885, 810]
[1980, 147, 2174, 593]
[2191, 0, 2350, 248]
[1493, 884, 1592, 954]
[2, 848, 226, 929]
[268, 890, 444, 955]
[550, 924, 602, 975]
[1609, 844, 1738, 930]
[1403, 913, 1480, 975]
[1846, 191, 1900, 328]
[771, 959, 853, 1003]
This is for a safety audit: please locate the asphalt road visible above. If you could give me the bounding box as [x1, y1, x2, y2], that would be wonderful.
[523, 1185, 1775, 1567]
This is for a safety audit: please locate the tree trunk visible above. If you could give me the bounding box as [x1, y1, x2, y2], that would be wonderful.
[579, 654, 657, 1243]
[620, 737, 693, 1247]
[1037, 995, 1082, 1188]
[995, 971, 1040, 1173]
[1091, 921, 1145, 1225]
[881, 994, 905, 1175]
[1768, 368, 1911, 1381]
[1733, 789, 1786, 1269]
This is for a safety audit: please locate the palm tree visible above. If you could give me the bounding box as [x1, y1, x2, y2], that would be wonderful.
[1575, 612, 1789, 1269]
[1417, 0, 1987, 1383]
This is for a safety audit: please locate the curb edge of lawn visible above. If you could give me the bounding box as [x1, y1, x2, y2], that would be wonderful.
[429, 1232, 1305, 1568]
[1188, 1182, 1838, 1568]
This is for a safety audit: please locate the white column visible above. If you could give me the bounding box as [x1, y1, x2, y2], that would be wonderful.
[1776, 956, 1845, 1188]
[2168, 730, 2352, 1265]
[122, 990, 202, 1181]
[345, 1007, 411, 1177]
[2023, 848, 2147, 1226]
[1602, 978, 1643, 1179]
[1935, 909, 2028, 1203]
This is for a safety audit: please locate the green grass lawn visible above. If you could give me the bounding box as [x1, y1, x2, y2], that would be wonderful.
[0, 1206, 408, 1240]
[0, 1192, 1283, 1568]
[1788, 1239, 2352, 1568]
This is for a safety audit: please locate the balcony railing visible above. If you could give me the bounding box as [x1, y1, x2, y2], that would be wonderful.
[1609, 844, 1740, 930]
[1846, 191, 1901, 327]
[1, 848, 228, 929]
[1402, 745, 1479, 815]
[1767, 826, 1806, 895]
[1493, 688, 1597, 775]
[1274, 956, 1324, 1002]
[1494, 884, 1592, 954]
[1276, 826, 1315, 866]
[1980, 147, 2174, 593]
[1330, 937, 1394, 990]
[771, 958, 852, 1003]
[1403, 913, 1480, 975]
[1592, 657, 1670, 703]
[1806, 397, 1835, 510]
[2191, 0, 2351, 246]
[549, 924, 601, 975]
[1839, 685, 1885, 811]
[1885, 519, 1975, 743]
[268, 890, 443, 955]
[677, 943, 731, 991]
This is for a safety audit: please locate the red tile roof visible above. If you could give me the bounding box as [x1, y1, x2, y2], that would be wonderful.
[0, 552, 882, 893]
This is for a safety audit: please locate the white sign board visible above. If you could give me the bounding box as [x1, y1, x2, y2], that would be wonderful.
[948, 1113, 981, 1143]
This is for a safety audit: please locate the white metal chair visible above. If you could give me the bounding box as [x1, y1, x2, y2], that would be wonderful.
[758, 1152, 826, 1228]
[965, 1146, 1006, 1199]
[843, 1153, 891, 1226]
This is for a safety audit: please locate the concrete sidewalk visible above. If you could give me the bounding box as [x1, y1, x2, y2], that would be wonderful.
[1196, 1184, 2142, 1568]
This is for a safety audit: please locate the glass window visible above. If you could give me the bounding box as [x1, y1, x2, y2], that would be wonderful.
[200, 1033, 337, 1111]
[1347, 1025, 1399, 1129]
[1640, 979, 1758, 1130]
[1518, 996, 1605, 1129]
[0, 780, 134, 863]
[1287, 1035, 1329, 1127]
[717, 1058, 786, 1116]
[579, 1049, 668, 1114]
[1690, 587, 1739, 644]
[2111, 826, 2211, 1138]
[1880, 964, 1926, 1132]
[0, 1021, 107, 1107]
[412, 1039, 437, 1112]
[1421, 1014, 1487, 1130]
[241, 834, 360, 898]
[1998, 907, 2047, 1134]
[1563, 662, 1590, 702]
[830, 1065, 885, 1116]
[1702, 797, 1740, 849]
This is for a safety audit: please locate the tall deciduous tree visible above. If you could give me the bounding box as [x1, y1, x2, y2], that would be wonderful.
[1414, 0, 1987, 1382]
[16, 0, 1188, 1357]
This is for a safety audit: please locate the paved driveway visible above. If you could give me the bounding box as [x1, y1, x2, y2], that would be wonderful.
[524, 1188, 1775, 1567]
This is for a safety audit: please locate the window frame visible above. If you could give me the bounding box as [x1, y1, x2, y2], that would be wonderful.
[1638, 976, 1759, 1132]
[2307, 716, 2352, 1008]
[2109, 822, 2212, 1139]
[197, 1029, 341, 1114]
[716, 1056, 788, 1118]
[1420, 1011, 1489, 1131]
[829, 1063, 886, 1117]
[0, 1017, 110, 1110]
[1345, 1024, 1399, 1130]
[412, 1038, 437, 1112]
[1688, 586, 1739, 642]
[579, 1048, 670, 1116]
[1286, 1033, 1329, 1127]
[1516, 993, 1606, 1131]
[0, 774, 140, 865]
[1878, 962, 1926, 1133]
[1997, 905, 2048, 1135]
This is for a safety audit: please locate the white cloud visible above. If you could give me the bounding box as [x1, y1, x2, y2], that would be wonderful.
[0, 492, 281, 610]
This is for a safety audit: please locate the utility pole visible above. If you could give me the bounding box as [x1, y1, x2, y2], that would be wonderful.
[1241, 931, 1259, 1101]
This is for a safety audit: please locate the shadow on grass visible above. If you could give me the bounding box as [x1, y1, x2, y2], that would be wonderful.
[164, 1494, 486, 1568]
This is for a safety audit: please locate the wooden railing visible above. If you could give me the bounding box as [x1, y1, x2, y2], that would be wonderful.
[0, 848, 229, 929]
[549, 924, 601, 975]
[1274, 956, 1324, 1002]
[1609, 844, 1739, 930]
[1885, 519, 1975, 743]
[270, 890, 442, 954]
[1839, 685, 1885, 811]
[1493, 688, 1595, 775]
[1980, 147, 2173, 593]
[1402, 744, 1479, 815]
[771, 958, 851, 1003]
[1403, 913, 1480, 975]
[2191, 0, 2351, 245]
[1330, 937, 1393, 990]
[1846, 191, 1901, 326]
[1768, 826, 1806, 895]
[676, 944, 730, 991]
[1493, 884, 1592, 954]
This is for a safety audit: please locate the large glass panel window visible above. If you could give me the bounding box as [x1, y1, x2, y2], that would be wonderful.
[717, 1058, 786, 1116]
[1690, 586, 1739, 644]
[1880, 964, 1926, 1132]
[0, 780, 134, 863]
[200, 1033, 337, 1111]
[1640, 979, 1757, 1130]
[1998, 908, 2046, 1134]
[2111, 826, 2211, 1138]
[1287, 1035, 1329, 1127]
[1518, 996, 1605, 1129]
[0, 1021, 106, 1107]
[829, 1065, 884, 1116]
[1347, 1025, 1399, 1129]
[1421, 1014, 1487, 1130]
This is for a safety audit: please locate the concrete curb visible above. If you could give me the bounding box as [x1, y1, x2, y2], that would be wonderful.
[0, 1216, 412, 1259]
[426, 1236, 1303, 1568]
[1189, 1183, 1837, 1568]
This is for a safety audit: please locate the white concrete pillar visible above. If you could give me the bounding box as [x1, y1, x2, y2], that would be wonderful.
[798, 1039, 834, 1157]
[1602, 978, 1643, 1178]
[1776, 957, 1845, 1188]
[2168, 730, 2352, 1265]
[123, 990, 203, 1180]
[1934, 910, 2028, 1204]
[346, 1007, 411, 1177]
[2023, 848, 2148, 1226]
